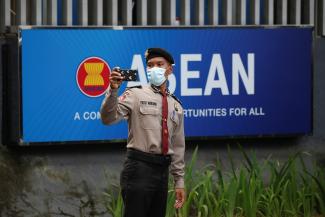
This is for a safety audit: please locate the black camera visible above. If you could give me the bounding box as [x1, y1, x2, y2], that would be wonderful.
[119, 69, 138, 81]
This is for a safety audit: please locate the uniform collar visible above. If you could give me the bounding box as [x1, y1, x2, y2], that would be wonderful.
[150, 84, 170, 96]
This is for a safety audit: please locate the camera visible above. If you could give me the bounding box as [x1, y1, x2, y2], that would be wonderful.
[119, 69, 138, 81]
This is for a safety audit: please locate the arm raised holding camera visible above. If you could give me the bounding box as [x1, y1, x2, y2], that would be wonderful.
[100, 67, 135, 125]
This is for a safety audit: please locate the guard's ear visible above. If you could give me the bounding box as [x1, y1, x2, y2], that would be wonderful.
[166, 64, 173, 75]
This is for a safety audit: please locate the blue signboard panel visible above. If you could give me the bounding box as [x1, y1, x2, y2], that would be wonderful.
[21, 27, 312, 143]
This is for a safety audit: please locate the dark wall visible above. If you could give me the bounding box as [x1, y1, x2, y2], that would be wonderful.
[0, 36, 3, 144]
[314, 38, 325, 138]
[0, 37, 324, 216]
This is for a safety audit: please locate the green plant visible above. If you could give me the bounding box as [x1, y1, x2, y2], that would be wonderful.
[103, 183, 124, 217]
[103, 146, 325, 217]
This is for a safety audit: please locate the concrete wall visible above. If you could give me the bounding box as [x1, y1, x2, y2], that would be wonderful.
[0, 37, 324, 216]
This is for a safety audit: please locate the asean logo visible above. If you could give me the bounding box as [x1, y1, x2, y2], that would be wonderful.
[76, 57, 111, 97]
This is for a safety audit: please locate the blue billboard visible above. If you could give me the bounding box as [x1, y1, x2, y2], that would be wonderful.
[20, 27, 312, 143]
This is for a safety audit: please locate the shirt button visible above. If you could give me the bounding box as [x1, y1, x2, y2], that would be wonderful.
[164, 118, 167, 122]
[164, 129, 168, 134]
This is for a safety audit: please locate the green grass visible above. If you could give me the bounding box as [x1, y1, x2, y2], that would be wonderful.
[103, 146, 325, 217]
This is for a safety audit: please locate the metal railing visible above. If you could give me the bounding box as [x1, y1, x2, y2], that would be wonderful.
[0, 0, 324, 36]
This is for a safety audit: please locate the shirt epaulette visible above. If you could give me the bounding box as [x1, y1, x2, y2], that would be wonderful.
[171, 94, 182, 106]
[126, 85, 142, 90]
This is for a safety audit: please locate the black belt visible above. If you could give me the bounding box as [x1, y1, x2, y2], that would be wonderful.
[126, 148, 171, 166]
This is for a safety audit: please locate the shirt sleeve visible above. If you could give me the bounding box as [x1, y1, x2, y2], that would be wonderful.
[100, 87, 136, 125]
[170, 108, 185, 189]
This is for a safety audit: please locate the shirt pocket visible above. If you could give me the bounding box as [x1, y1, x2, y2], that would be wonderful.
[139, 106, 161, 129]
[169, 111, 179, 133]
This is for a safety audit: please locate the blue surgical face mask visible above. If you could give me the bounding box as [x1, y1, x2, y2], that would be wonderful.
[146, 67, 167, 86]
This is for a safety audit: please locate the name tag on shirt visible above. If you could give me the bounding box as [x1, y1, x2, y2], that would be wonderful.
[140, 101, 157, 106]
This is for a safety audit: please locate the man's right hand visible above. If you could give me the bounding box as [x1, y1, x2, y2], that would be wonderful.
[109, 67, 124, 89]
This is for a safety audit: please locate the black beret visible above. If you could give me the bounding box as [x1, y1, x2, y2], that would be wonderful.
[145, 48, 174, 65]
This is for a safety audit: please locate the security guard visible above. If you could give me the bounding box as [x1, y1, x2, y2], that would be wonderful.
[100, 48, 185, 217]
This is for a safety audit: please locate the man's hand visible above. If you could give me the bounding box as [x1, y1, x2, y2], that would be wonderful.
[174, 188, 186, 209]
[110, 67, 124, 89]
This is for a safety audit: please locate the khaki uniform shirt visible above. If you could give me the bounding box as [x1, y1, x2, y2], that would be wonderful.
[100, 84, 185, 188]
